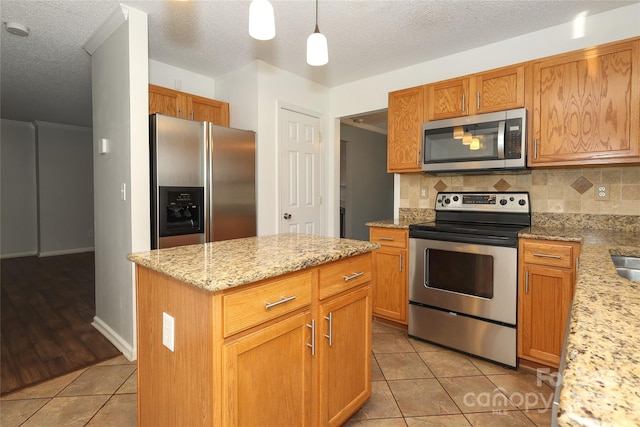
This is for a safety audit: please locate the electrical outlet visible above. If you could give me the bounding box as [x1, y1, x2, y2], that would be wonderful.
[595, 184, 609, 201]
[162, 312, 175, 352]
[420, 188, 428, 199]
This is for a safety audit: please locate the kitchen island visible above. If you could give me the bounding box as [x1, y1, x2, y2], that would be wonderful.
[128, 233, 380, 427]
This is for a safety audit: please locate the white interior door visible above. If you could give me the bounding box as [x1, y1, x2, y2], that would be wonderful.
[279, 107, 322, 235]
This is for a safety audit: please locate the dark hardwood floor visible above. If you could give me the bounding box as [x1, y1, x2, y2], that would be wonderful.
[1, 252, 120, 395]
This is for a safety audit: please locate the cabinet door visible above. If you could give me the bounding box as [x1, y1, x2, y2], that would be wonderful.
[148, 84, 184, 118]
[187, 94, 230, 126]
[531, 39, 640, 166]
[518, 264, 574, 368]
[426, 78, 469, 120]
[472, 66, 524, 113]
[372, 247, 407, 324]
[222, 311, 312, 427]
[387, 86, 424, 172]
[319, 285, 372, 427]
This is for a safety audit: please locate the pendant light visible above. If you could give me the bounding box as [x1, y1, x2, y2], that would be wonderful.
[306, 0, 328, 66]
[249, 0, 275, 40]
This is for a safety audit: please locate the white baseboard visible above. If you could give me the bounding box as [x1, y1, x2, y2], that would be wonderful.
[38, 247, 95, 257]
[1, 251, 38, 259]
[92, 316, 137, 361]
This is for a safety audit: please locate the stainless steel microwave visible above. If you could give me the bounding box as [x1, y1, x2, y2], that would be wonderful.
[422, 108, 527, 174]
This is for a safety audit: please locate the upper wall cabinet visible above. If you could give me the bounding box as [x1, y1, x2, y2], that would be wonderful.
[148, 84, 230, 127]
[530, 39, 640, 167]
[425, 65, 525, 121]
[388, 86, 424, 172]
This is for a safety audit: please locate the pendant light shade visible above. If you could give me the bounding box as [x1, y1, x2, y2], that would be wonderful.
[307, 26, 328, 66]
[307, 0, 328, 66]
[249, 0, 275, 40]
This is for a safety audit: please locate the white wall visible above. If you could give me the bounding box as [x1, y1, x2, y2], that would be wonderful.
[328, 3, 640, 230]
[216, 60, 330, 236]
[0, 120, 37, 257]
[35, 121, 94, 256]
[90, 5, 148, 360]
[149, 59, 216, 99]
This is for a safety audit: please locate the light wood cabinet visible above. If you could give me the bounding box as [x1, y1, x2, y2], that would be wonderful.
[370, 227, 408, 325]
[425, 65, 525, 121]
[518, 239, 581, 368]
[318, 286, 371, 427]
[530, 38, 640, 166]
[148, 84, 230, 126]
[222, 311, 312, 427]
[135, 252, 372, 427]
[387, 86, 424, 172]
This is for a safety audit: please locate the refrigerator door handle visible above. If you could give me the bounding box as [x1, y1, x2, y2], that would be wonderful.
[204, 122, 211, 243]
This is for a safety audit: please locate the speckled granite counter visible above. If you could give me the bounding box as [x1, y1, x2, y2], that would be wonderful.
[365, 218, 414, 229]
[127, 233, 380, 292]
[520, 226, 640, 427]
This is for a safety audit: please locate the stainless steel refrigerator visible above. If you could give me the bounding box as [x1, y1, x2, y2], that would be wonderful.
[150, 114, 256, 249]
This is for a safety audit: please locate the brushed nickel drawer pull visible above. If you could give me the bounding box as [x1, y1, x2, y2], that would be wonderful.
[343, 272, 365, 281]
[525, 271, 529, 293]
[533, 253, 561, 259]
[265, 295, 296, 310]
[378, 237, 395, 241]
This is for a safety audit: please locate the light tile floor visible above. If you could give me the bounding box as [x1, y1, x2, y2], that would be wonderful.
[1, 321, 554, 426]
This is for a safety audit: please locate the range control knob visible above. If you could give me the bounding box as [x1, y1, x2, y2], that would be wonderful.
[519, 199, 527, 206]
[453, 195, 459, 202]
[500, 199, 508, 206]
[444, 198, 451, 204]
[510, 196, 515, 202]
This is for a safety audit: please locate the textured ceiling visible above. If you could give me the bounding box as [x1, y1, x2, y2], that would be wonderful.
[1, 0, 637, 127]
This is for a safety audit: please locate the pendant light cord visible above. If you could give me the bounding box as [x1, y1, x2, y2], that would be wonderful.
[315, 0, 320, 33]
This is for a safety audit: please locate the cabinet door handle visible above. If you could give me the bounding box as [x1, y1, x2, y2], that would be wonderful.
[343, 272, 364, 281]
[306, 319, 315, 356]
[461, 93, 466, 112]
[190, 110, 194, 120]
[265, 295, 296, 310]
[178, 107, 182, 118]
[399, 253, 403, 272]
[525, 271, 529, 294]
[324, 312, 333, 347]
[576, 257, 580, 272]
[378, 237, 395, 241]
[534, 139, 538, 159]
[533, 253, 561, 259]
[477, 92, 481, 110]
[416, 149, 421, 165]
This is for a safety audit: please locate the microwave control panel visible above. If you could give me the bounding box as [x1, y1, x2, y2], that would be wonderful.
[435, 192, 529, 213]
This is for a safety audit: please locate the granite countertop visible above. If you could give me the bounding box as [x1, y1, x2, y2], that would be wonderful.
[127, 233, 380, 293]
[366, 218, 415, 229]
[520, 226, 640, 427]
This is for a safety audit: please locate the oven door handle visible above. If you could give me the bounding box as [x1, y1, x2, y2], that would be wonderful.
[424, 248, 430, 288]
[497, 120, 506, 159]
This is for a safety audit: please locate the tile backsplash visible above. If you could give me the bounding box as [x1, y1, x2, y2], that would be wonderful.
[400, 165, 640, 216]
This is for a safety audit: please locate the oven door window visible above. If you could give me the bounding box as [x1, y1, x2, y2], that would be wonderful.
[426, 249, 494, 298]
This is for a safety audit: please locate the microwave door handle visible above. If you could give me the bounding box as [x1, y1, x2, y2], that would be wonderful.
[497, 120, 506, 159]
[424, 248, 430, 288]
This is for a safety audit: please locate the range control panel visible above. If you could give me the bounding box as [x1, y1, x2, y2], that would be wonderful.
[435, 192, 530, 213]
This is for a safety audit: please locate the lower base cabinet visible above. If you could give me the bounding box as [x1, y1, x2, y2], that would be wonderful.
[136, 253, 372, 427]
[319, 286, 372, 427]
[518, 239, 580, 368]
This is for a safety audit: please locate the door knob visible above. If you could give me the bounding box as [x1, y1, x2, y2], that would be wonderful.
[283, 213, 292, 220]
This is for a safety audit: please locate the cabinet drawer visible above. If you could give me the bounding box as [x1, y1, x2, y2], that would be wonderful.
[370, 228, 408, 249]
[319, 253, 372, 300]
[223, 270, 312, 337]
[522, 241, 576, 269]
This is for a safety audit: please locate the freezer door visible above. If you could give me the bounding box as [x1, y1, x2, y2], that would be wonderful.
[207, 124, 256, 242]
[152, 114, 206, 187]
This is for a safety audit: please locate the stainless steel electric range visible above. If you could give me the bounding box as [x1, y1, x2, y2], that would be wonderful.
[408, 191, 531, 367]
